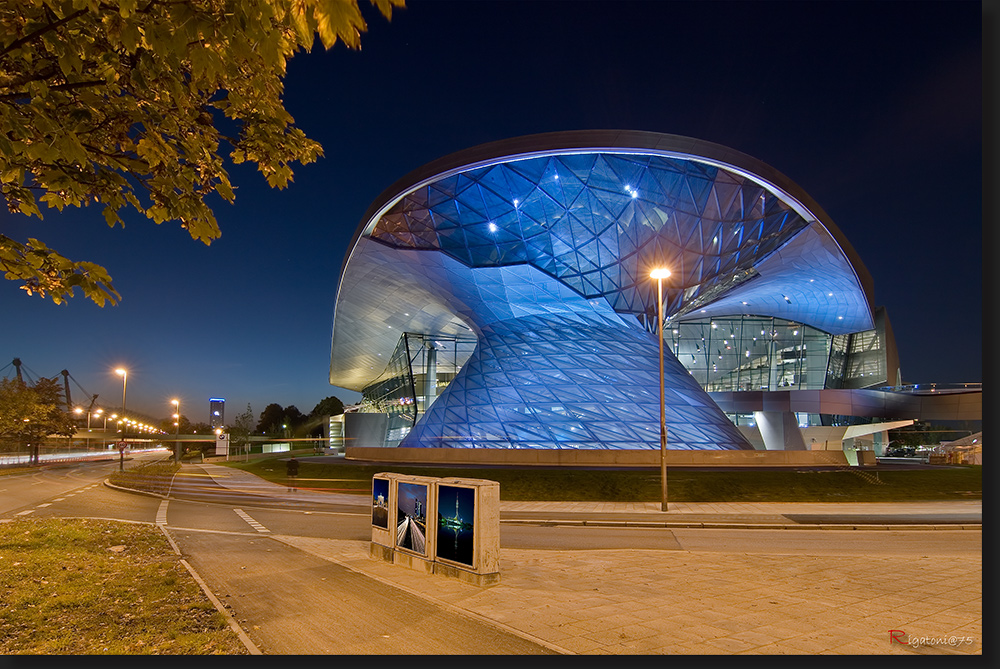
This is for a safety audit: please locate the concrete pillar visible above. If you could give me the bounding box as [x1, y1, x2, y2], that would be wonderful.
[753, 410, 807, 450]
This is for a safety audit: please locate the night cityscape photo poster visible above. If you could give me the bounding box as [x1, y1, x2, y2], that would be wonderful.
[396, 482, 428, 554]
[371, 477, 389, 529]
[437, 485, 475, 566]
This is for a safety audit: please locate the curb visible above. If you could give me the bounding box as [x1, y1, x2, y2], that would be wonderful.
[106, 479, 981, 531]
[500, 519, 982, 531]
[155, 522, 261, 655]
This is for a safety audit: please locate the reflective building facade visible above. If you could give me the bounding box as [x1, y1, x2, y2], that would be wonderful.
[330, 131, 889, 450]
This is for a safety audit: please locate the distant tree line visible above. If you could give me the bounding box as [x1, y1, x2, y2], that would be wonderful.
[255, 396, 345, 437]
[0, 377, 76, 463]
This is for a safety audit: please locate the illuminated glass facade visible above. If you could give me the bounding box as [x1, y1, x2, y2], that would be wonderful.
[332, 131, 877, 450]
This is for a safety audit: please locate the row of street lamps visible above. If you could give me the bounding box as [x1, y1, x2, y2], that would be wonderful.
[74, 268, 673, 492]
[69, 367, 175, 470]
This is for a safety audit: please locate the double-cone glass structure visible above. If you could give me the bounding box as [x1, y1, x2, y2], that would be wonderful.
[330, 131, 875, 450]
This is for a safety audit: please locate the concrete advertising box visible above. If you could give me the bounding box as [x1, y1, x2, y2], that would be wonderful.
[369, 473, 500, 585]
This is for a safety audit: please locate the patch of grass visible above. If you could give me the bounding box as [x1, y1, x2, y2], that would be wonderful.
[0, 518, 248, 655]
[224, 457, 981, 503]
[107, 462, 181, 496]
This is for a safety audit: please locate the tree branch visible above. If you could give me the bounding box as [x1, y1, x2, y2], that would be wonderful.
[0, 79, 107, 102]
[1, 8, 89, 57]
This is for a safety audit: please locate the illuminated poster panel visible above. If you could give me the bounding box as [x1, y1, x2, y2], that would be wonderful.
[436, 484, 475, 566]
[396, 482, 428, 555]
[371, 477, 390, 529]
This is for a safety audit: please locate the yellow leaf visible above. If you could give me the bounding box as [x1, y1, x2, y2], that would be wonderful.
[315, 0, 368, 50]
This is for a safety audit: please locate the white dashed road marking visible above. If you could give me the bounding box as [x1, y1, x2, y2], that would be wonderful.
[37, 503, 51, 507]
[15, 510, 35, 516]
[156, 500, 169, 525]
[234, 508, 270, 533]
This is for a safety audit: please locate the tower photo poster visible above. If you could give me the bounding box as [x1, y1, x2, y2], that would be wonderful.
[436, 484, 475, 566]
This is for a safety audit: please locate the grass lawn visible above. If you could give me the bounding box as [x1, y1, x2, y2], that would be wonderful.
[0, 517, 248, 655]
[225, 457, 982, 503]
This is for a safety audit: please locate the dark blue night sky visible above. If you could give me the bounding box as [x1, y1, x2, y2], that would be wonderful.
[397, 482, 427, 519]
[438, 485, 475, 527]
[0, 1, 984, 420]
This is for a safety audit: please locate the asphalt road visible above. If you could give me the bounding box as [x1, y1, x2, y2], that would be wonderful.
[0, 455, 982, 655]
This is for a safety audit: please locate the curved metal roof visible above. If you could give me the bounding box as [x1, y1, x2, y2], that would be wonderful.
[331, 130, 875, 391]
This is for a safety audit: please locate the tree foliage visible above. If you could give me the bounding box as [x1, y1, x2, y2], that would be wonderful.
[228, 402, 254, 453]
[0, 377, 77, 461]
[255, 401, 306, 435]
[1, 0, 403, 305]
[309, 394, 343, 417]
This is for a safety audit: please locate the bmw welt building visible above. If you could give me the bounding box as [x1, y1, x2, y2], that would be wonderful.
[329, 131, 979, 465]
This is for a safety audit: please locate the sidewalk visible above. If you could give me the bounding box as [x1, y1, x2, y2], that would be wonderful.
[186, 463, 983, 655]
[193, 463, 982, 529]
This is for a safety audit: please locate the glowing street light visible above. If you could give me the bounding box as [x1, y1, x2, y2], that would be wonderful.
[171, 399, 180, 463]
[115, 368, 127, 471]
[650, 267, 671, 511]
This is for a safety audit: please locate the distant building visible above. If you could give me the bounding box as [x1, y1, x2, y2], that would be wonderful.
[209, 398, 225, 431]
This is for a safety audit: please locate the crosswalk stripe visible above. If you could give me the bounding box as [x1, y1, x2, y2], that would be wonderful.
[234, 508, 270, 533]
[156, 500, 169, 525]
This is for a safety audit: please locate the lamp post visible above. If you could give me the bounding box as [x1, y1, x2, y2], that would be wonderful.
[104, 413, 116, 450]
[171, 399, 180, 463]
[94, 409, 103, 448]
[650, 267, 671, 511]
[115, 368, 127, 471]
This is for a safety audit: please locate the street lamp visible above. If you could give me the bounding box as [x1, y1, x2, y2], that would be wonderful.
[115, 368, 127, 471]
[94, 408, 104, 447]
[105, 413, 117, 449]
[73, 407, 94, 449]
[650, 267, 672, 511]
[171, 399, 180, 463]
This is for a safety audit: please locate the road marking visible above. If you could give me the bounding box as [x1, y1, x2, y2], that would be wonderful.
[53, 498, 65, 501]
[156, 500, 169, 525]
[163, 526, 261, 537]
[15, 510, 35, 516]
[37, 503, 52, 507]
[234, 508, 270, 533]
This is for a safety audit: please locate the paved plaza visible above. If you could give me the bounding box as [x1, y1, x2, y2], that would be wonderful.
[198, 465, 981, 655]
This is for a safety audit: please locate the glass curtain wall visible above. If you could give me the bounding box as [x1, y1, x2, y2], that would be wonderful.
[361, 333, 477, 447]
[668, 317, 831, 392]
